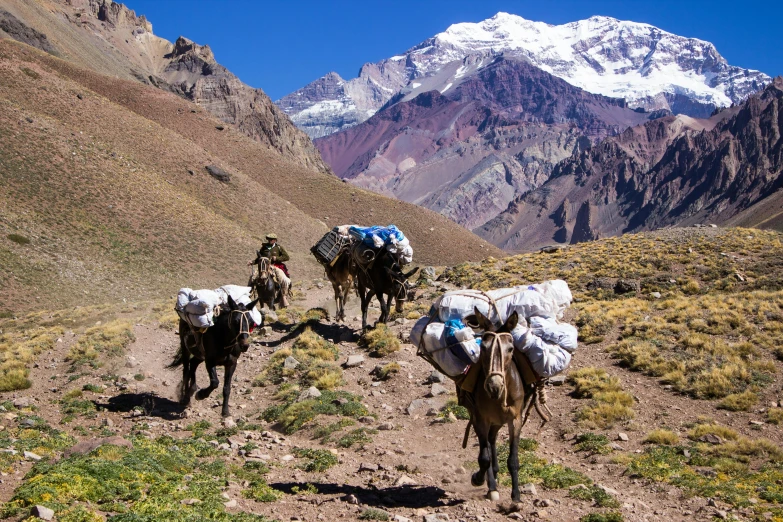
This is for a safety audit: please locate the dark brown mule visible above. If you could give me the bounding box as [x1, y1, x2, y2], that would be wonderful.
[463, 307, 533, 502]
[323, 251, 353, 322]
[168, 295, 258, 418]
[353, 245, 419, 330]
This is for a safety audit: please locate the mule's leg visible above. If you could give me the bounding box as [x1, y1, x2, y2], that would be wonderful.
[471, 419, 495, 496]
[185, 360, 201, 403]
[332, 283, 343, 322]
[221, 359, 237, 418]
[376, 290, 388, 325]
[507, 417, 523, 502]
[358, 281, 370, 330]
[489, 424, 501, 482]
[195, 361, 219, 401]
[484, 424, 501, 500]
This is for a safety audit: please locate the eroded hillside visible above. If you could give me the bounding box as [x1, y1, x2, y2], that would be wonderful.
[0, 40, 502, 313]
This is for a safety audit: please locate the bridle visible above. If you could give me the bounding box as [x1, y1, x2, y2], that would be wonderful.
[257, 257, 272, 280]
[224, 309, 254, 350]
[483, 331, 514, 405]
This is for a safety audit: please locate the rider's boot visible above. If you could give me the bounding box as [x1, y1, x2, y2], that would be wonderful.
[281, 294, 289, 308]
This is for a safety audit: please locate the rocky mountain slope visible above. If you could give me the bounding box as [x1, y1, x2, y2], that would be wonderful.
[316, 56, 653, 230]
[478, 78, 783, 251]
[0, 40, 502, 311]
[0, 0, 329, 173]
[278, 12, 769, 138]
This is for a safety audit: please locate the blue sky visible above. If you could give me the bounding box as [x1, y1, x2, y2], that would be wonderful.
[124, 0, 781, 101]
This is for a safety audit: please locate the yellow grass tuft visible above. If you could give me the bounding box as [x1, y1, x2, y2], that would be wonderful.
[717, 390, 759, 411]
[643, 429, 679, 445]
[361, 324, 400, 357]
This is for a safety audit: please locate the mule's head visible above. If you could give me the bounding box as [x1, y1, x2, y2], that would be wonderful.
[474, 307, 518, 402]
[257, 258, 271, 281]
[226, 295, 259, 352]
[387, 266, 420, 313]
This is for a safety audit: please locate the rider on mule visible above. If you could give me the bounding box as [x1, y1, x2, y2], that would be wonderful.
[247, 233, 291, 307]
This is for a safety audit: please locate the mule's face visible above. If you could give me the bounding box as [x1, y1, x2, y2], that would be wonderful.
[226, 296, 258, 352]
[474, 308, 519, 402]
[479, 331, 516, 401]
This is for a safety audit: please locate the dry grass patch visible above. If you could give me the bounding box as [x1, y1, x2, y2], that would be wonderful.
[643, 429, 679, 445]
[253, 328, 342, 390]
[67, 320, 134, 367]
[568, 368, 635, 428]
[361, 324, 400, 357]
[717, 390, 759, 411]
[0, 327, 61, 391]
[767, 408, 783, 425]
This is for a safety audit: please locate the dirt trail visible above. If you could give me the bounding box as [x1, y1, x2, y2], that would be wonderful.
[4, 282, 775, 521]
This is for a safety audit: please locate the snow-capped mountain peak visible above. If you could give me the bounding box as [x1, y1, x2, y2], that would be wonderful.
[276, 12, 769, 138]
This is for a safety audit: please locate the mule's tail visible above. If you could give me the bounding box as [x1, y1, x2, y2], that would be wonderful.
[166, 343, 186, 369]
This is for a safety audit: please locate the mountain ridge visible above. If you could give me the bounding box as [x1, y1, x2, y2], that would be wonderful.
[278, 12, 770, 138]
[0, 0, 330, 173]
[476, 77, 783, 251]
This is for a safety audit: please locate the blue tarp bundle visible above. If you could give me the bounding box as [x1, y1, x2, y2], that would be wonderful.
[349, 225, 405, 248]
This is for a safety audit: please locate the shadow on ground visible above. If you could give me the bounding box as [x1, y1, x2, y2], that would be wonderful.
[261, 319, 357, 348]
[270, 482, 463, 509]
[96, 392, 184, 420]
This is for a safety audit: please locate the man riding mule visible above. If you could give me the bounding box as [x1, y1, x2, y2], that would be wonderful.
[248, 233, 291, 308]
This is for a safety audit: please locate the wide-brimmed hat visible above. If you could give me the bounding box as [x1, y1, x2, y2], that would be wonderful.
[265, 233, 278, 240]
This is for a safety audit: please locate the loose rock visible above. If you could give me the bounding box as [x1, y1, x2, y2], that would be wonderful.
[31, 506, 54, 520]
[345, 355, 365, 368]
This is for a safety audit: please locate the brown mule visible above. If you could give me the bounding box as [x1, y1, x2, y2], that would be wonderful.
[323, 251, 353, 322]
[463, 307, 534, 502]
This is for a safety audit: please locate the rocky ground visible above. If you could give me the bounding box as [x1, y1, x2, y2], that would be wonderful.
[3, 268, 778, 522]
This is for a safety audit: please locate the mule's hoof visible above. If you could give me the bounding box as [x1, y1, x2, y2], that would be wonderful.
[471, 472, 485, 487]
[222, 416, 236, 428]
[487, 490, 500, 501]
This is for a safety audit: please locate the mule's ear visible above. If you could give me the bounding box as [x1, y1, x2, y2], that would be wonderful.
[247, 298, 259, 311]
[227, 295, 238, 310]
[474, 306, 493, 331]
[385, 266, 402, 281]
[403, 267, 419, 280]
[503, 311, 519, 332]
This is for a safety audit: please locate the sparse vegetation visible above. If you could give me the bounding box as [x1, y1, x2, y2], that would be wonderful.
[67, 320, 134, 367]
[253, 328, 342, 390]
[575, 433, 612, 455]
[569, 485, 621, 508]
[718, 390, 759, 411]
[361, 324, 400, 356]
[337, 427, 377, 448]
[439, 398, 470, 421]
[262, 390, 368, 434]
[6, 233, 30, 245]
[767, 408, 783, 425]
[568, 368, 635, 428]
[293, 447, 338, 472]
[580, 513, 623, 522]
[643, 429, 679, 445]
[374, 361, 400, 381]
[358, 508, 390, 521]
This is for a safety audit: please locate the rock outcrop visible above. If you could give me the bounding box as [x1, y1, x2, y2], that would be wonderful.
[1, 0, 329, 173]
[477, 78, 783, 251]
[316, 56, 653, 230]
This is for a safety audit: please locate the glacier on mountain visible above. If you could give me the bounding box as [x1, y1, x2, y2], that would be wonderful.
[276, 12, 770, 138]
